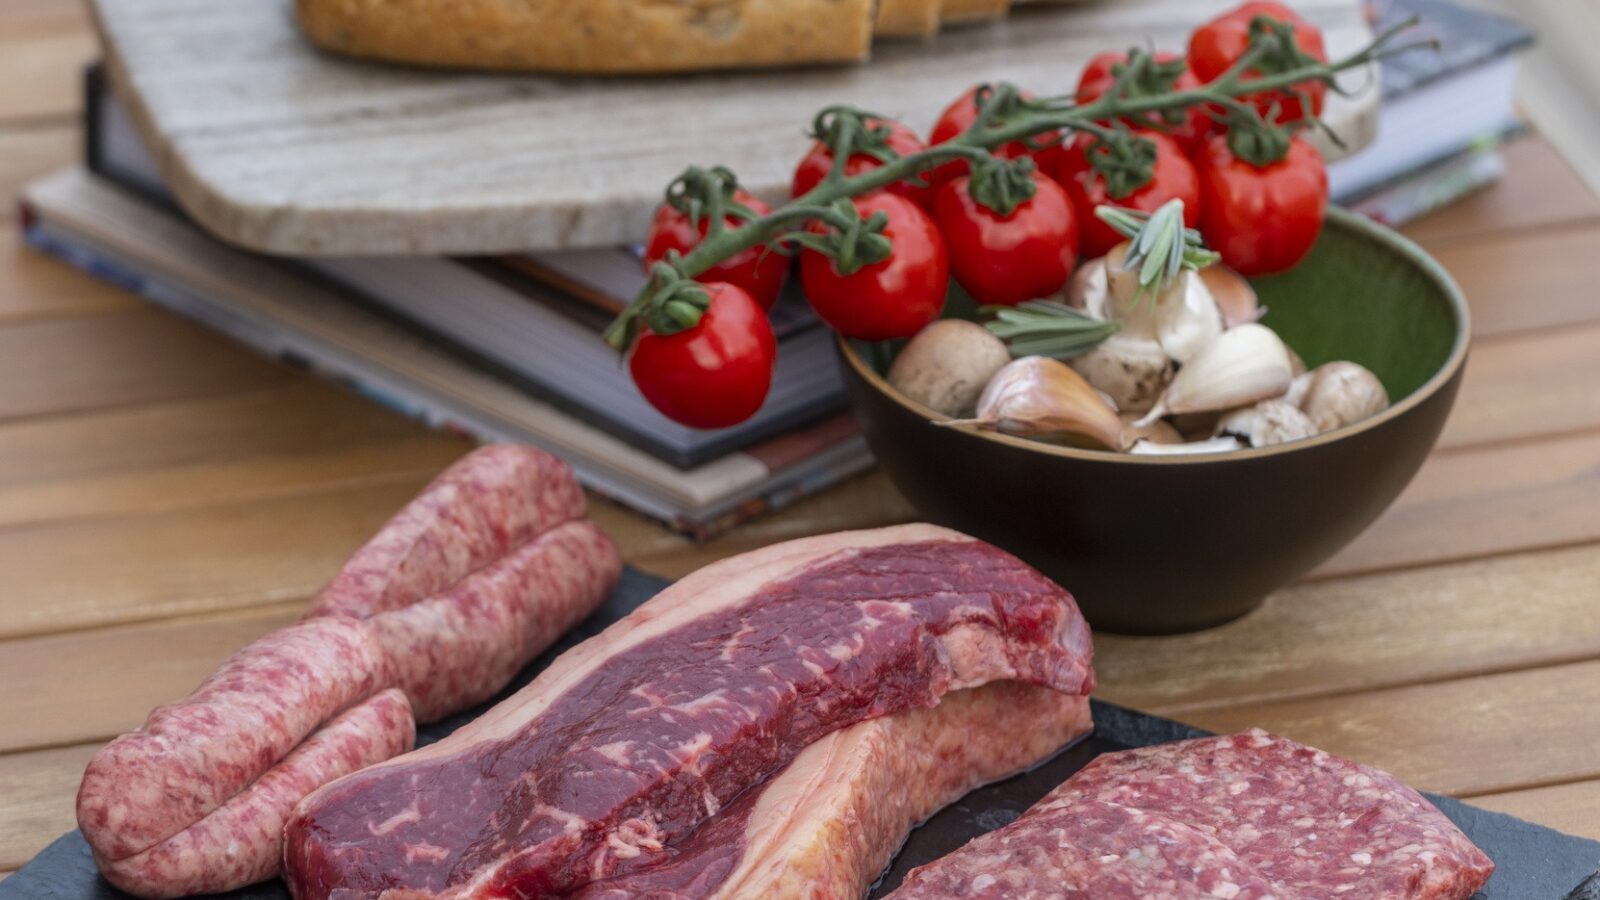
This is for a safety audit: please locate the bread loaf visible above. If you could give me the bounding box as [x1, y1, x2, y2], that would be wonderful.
[941, 0, 1013, 25]
[875, 0, 942, 37]
[297, 0, 875, 74]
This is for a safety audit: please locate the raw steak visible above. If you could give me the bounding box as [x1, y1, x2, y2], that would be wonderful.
[891, 729, 1495, 899]
[574, 681, 1093, 899]
[284, 523, 1095, 899]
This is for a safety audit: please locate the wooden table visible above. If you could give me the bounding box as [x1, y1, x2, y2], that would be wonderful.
[3, 0, 1599, 883]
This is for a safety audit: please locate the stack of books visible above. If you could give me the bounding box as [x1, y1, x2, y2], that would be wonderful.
[1334, 0, 1532, 225]
[18, 0, 1530, 538]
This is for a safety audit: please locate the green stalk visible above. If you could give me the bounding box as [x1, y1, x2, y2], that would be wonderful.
[604, 17, 1432, 352]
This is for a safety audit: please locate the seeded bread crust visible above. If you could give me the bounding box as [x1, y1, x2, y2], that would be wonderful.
[296, 0, 876, 74]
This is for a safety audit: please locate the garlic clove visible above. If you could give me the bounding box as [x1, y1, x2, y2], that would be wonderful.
[1130, 436, 1246, 455]
[1102, 242, 1166, 340]
[1069, 334, 1174, 415]
[1281, 370, 1314, 408]
[1121, 413, 1183, 447]
[1063, 257, 1109, 320]
[1134, 323, 1293, 427]
[1156, 270, 1224, 365]
[1198, 264, 1262, 328]
[1214, 399, 1319, 448]
[1300, 361, 1389, 433]
[945, 356, 1126, 450]
[888, 319, 1012, 418]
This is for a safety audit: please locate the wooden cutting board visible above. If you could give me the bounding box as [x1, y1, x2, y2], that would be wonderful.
[88, 0, 1377, 256]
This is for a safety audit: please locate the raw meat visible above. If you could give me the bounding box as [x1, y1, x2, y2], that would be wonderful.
[574, 681, 1093, 900]
[79, 444, 617, 898]
[284, 523, 1096, 900]
[306, 444, 586, 619]
[890, 729, 1496, 899]
[93, 690, 415, 900]
[366, 519, 620, 721]
[77, 616, 388, 862]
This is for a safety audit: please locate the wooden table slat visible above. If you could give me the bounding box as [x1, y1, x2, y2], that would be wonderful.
[1467, 779, 1600, 842]
[1438, 318, 1600, 451]
[0, 605, 302, 754]
[0, 309, 292, 424]
[1096, 542, 1600, 716]
[1180, 657, 1600, 797]
[0, 126, 82, 225]
[0, 5, 95, 125]
[0, 478, 432, 640]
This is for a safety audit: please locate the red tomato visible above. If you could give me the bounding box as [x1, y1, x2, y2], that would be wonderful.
[791, 117, 931, 208]
[1189, 1, 1327, 124]
[1194, 133, 1327, 276]
[628, 282, 776, 429]
[643, 190, 789, 311]
[1051, 131, 1201, 259]
[927, 86, 1041, 187]
[932, 171, 1079, 307]
[799, 192, 949, 340]
[1075, 50, 1212, 153]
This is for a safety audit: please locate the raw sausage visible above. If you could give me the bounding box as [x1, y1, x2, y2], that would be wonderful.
[366, 519, 621, 722]
[93, 689, 414, 899]
[305, 444, 586, 619]
[77, 616, 386, 862]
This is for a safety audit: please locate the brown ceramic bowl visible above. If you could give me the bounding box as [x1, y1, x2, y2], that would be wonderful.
[839, 208, 1470, 633]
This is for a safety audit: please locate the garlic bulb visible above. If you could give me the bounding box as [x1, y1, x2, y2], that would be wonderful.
[1069, 334, 1174, 415]
[1215, 400, 1319, 448]
[1155, 271, 1224, 365]
[1300, 361, 1389, 433]
[1063, 257, 1109, 320]
[1102, 242, 1166, 340]
[1121, 413, 1183, 447]
[888, 320, 1012, 418]
[1130, 436, 1246, 456]
[1198, 264, 1262, 328]
[946, 356, 1125, 450]
[1134, 323, 1294, 427]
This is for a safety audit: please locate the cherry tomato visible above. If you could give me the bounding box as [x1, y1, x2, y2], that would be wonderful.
[791, 117, 932, 208]
[932, 171, 1078, 307]
[1051, 131, 1201, 259]
[1193, 133, 1327, 276]
[1075, 50, 1212, 154]
[1189, 1, 1327, 124]
[799, 192, 949, 340]
[628, 282, 776, 429]
[927, 86, 1044, 187]
[643, 190, 789, 311]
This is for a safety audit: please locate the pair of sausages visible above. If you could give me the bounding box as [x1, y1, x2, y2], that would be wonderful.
[76, 445, 621, 898]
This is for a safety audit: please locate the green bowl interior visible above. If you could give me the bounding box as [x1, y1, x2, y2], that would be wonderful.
[855, 208, 1465, 406]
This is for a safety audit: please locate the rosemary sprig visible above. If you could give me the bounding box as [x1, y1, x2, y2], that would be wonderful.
[983, 301, 1119, 359]
[1097, 200, 1219, 300]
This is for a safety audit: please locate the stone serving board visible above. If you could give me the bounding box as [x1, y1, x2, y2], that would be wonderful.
[88, 0, 1377, 256]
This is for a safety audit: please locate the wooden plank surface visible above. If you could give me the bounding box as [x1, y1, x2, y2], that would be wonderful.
[2, 0, 1600, 884]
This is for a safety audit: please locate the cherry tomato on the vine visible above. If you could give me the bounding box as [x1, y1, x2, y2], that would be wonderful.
[799, 192, 949, 341]
[933, 171, 1079, 307]
[1075, 50, 1212, 154]
[927, 86, 1049, 187]
[628, 282, 776, 429]
[791, 117, 932, 208]
[1050, 131, 1200, 259]
[1189, 1, 1327, 124]
[643, 190, 789, 311]
[1193, 133, 1327, 276]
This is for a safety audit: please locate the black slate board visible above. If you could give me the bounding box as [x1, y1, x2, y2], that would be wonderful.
[6, 568, 1597, 899]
